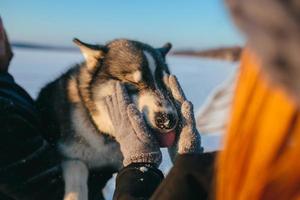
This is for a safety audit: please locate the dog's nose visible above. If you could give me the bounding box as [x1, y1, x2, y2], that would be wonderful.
[154, 112, 177, 131]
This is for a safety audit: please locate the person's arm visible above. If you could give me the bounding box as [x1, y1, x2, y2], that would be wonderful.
[151, 153, 216, 200]
[114, 153, 216, 200]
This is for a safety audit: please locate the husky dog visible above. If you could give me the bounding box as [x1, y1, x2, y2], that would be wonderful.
[36, 38, 178, 200]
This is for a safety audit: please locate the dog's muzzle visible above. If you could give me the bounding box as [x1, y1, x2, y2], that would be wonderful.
[154, 111, 178, 147]
[154, 112, 177, 131]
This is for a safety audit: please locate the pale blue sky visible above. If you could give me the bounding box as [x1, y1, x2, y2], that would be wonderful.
[0, 0, 244, 50]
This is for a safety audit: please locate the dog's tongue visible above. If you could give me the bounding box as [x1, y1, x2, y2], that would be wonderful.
[157, 131, 176, 147]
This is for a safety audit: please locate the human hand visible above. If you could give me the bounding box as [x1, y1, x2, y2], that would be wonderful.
[164, 75, 203, 162]
[0, 17, 13, 73]
[104, 82, 162, 167]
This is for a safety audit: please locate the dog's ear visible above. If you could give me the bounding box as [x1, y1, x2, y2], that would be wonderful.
[73, 38, 107, 69]
[157, 43, 172, 57]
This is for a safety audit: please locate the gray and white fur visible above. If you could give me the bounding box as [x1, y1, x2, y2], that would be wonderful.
[36, 38, 178, 200]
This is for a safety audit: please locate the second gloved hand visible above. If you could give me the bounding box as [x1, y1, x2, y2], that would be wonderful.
[164, 75, 203, 162]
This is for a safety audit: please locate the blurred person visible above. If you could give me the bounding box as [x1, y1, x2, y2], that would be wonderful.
[216, 0, 300, 199]
[0, 17, 65, 200]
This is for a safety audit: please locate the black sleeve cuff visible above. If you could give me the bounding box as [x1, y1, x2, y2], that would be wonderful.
[113, 163, 164, 200]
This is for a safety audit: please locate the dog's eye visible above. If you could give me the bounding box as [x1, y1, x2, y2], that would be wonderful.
[166, 90, 172, 97]
[126, 84, 139, 94]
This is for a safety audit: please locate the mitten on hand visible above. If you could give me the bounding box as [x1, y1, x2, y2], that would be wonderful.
[104, 82, 162, 167]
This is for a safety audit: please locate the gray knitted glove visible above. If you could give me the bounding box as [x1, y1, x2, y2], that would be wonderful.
[164, 75, 203, 162]
[104, 82, 162, 167]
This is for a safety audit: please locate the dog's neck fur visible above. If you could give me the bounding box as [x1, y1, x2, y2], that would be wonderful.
[74, 62, 115, 136]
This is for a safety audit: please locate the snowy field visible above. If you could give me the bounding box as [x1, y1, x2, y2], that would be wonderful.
[9, 48, 237, 199]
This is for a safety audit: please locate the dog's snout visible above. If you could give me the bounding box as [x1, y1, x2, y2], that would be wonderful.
[154, 112, 177, 131]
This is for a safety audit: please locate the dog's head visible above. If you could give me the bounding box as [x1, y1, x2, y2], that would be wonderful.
[74, 38, 178, 147]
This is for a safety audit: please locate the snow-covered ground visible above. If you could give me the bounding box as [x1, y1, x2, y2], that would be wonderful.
[9, 48, 236, 199]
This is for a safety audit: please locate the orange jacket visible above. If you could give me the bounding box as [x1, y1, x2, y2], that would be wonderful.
[216, 49, 300, 200]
